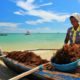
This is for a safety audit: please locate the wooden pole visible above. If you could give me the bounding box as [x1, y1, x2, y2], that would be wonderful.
[27, 48, 58, 51]
[9, 62, 51, 80]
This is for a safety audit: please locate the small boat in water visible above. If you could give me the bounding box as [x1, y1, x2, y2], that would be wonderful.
[0, 51, 80, 80]
[25, 31, 31, 35]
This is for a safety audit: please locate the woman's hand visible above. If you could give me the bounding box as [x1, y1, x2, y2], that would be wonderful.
[63, 44, 69, 51]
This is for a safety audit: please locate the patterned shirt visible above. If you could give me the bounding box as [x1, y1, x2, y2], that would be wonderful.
[65, 25, 80, 44]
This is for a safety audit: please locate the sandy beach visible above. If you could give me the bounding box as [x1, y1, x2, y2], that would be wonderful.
[33, 50, 57, 60]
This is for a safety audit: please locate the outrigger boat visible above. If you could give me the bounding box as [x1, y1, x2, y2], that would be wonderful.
[25, 31, 31, 35]
[0, 50, 80, 80]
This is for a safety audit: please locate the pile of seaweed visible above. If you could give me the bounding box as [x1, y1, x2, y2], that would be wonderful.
[51, 44, 80, 64]
[6, 51, 49, 66]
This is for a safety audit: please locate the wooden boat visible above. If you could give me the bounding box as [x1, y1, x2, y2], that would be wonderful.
[25, 31, 31, 35]
[0, 51, 80, 80]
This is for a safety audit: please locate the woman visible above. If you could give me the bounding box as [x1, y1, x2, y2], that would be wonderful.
[51, 15, 80, 66]
[65, 14, 80, 44]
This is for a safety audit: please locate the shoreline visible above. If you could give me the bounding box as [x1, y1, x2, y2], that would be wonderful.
[0, 44, 63, 52]
[0, 33, 65, 52]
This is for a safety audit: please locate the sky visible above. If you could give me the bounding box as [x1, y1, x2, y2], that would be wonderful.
[0, 0, 80, 33]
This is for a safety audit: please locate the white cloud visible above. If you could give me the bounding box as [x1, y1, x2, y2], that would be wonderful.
[39, 2, 53, 7]
[8, 28, 26, 33]
[26, 19, 43, 25]
[30, 27, 54, 33]
[25, 10, 70, 25]
[0, 22, 20, 28]
[0, 22, 26, 33]
[14, 0, 70, 25]
[14, 11, 23, 15]
[16, 0, 53, 11]
[16, 0, 36, 11]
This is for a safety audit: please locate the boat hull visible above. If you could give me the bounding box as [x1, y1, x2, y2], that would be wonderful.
[1, 57, 48, 80]
[0, 53, 80, 80]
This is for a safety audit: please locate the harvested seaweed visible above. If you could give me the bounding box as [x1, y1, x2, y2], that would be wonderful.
[51, 44, 80, 64]
[6, 51, 49, 66]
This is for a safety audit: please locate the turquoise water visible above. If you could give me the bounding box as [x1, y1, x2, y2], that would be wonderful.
[0, 33, 66, 51]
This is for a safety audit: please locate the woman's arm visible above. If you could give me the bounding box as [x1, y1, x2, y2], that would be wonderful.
[64, 29, 70, 44]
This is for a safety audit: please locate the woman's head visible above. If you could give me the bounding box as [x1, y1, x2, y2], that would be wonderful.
[70, 16, 79, 28]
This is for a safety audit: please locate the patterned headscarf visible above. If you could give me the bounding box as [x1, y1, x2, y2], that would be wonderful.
[71, 13, 80, 24]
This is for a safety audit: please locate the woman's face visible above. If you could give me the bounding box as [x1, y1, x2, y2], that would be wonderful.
[70, 17, 79, 28]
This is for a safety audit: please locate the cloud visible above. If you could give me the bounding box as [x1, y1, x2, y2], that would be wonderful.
[30, 27, 54, 33]
[0, 22, 25, 33]
[26, 10, 70, 25]
[3, 27, 26, 33]
[14, 11, 24, 15]
[7, 28, 26, 33]
[39, 2, 53, 7]
[16, 0, 36, 11]
[0, 22, 20, 27]
[16, 0, 53, 11]
[14, 0, 70, 25]
[26, 19, 44, 25]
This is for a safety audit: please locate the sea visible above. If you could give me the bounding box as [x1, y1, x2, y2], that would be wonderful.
[0, 33, 66, 51]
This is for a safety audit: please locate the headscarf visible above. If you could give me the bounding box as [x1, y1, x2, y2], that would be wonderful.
[71, 13, 80, 24]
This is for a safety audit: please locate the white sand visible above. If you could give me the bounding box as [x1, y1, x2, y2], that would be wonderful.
[33, 50, 57, 60]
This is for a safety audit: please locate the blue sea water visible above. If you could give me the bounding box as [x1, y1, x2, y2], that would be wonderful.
[0, 33, 66, 51]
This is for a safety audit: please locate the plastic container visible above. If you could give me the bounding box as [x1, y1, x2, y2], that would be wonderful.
[52, 59, 80, 72]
